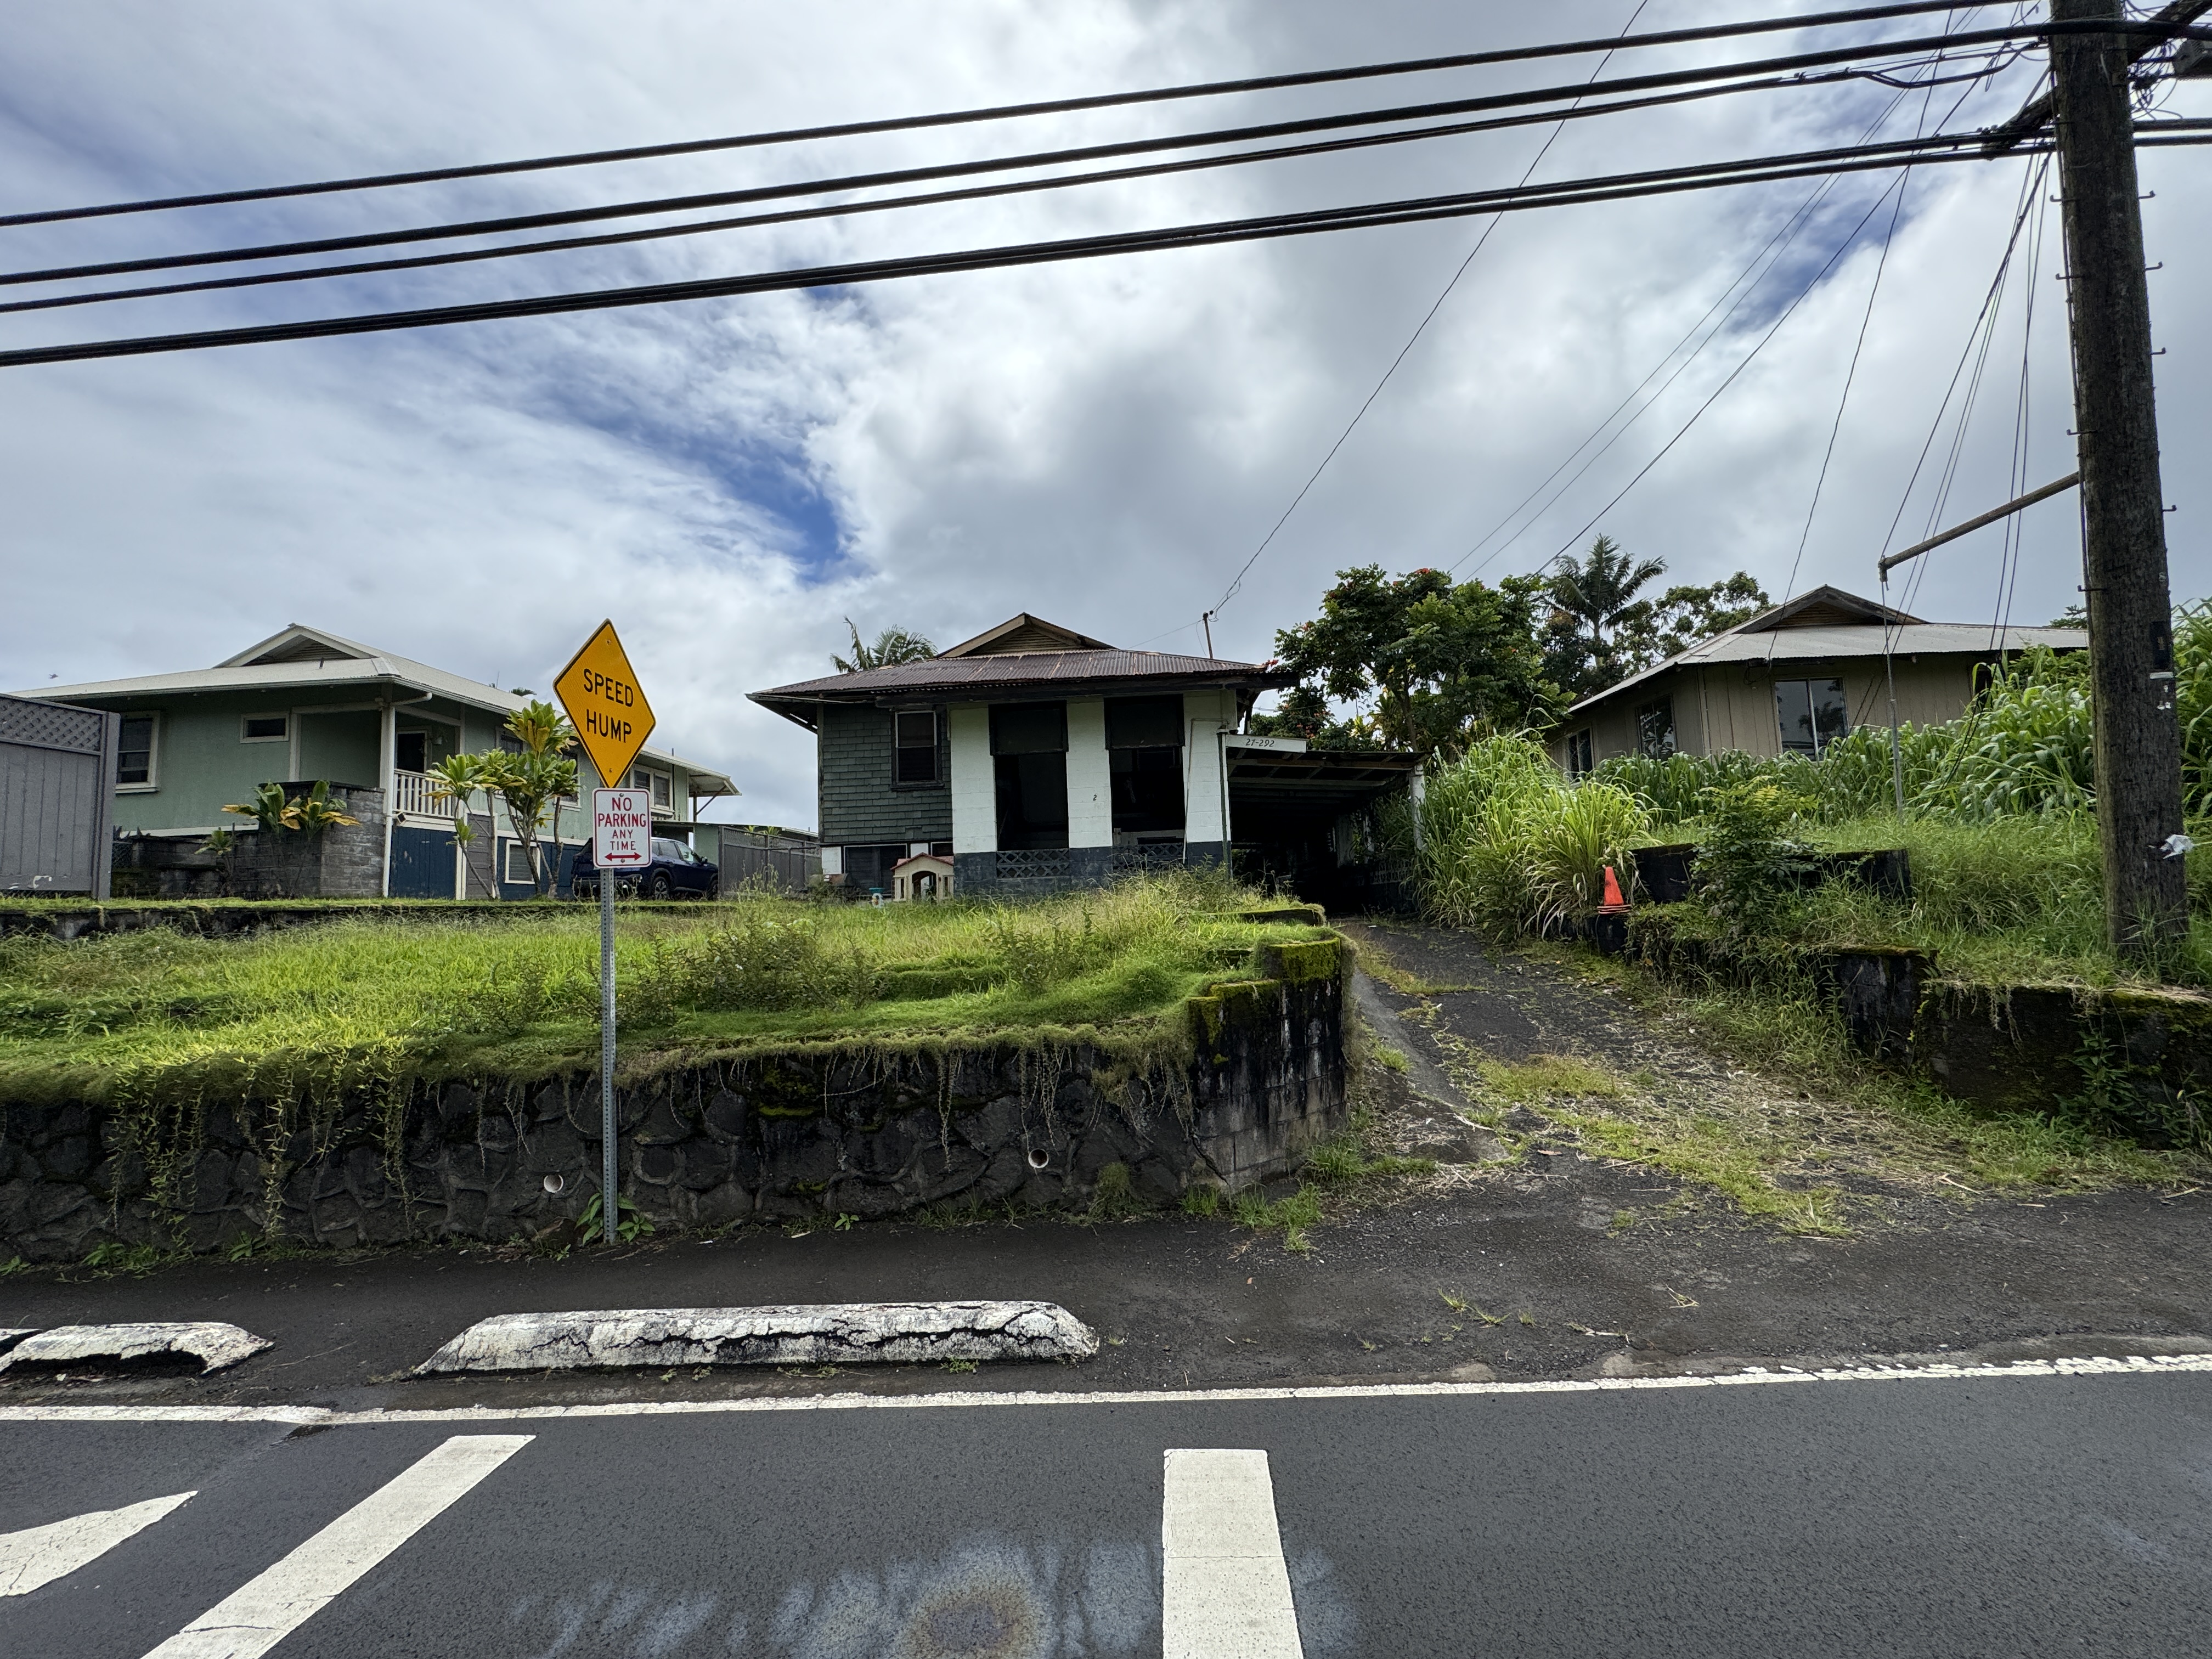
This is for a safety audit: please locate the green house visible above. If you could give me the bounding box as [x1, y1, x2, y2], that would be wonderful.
[32, 624, 737, 898]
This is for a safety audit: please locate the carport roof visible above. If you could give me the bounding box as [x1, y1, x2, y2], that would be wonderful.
[1228, 746, 1420, 823]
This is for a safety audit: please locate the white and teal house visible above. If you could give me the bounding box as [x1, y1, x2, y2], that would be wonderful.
[33, 624, 736, 898]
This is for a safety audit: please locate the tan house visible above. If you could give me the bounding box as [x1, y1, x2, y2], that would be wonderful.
[1548, 586, 2086, 775]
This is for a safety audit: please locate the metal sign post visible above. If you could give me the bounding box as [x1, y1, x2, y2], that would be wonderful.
[590, 786, 652, 1239]
[555, 619, 657, 1244]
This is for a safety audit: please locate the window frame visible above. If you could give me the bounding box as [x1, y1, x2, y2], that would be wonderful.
[892, 707, 941, 787]
[1566, 729, 1594, 780]
[1634, 697, 1676, 761]
[502, 840, 538, 886]
[628, 766, 673, 810]
[115, 711, 160, 792]
[240, 712, 290, 744]
[1774, 676, 1850, 757]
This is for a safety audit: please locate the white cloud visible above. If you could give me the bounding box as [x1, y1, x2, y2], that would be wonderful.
[2, 1, 2206, 828]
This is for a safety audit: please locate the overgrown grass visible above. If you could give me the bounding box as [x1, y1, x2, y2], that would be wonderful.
[0, 872, 1331, 1105]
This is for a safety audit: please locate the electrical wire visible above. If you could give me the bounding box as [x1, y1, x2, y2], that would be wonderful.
[0, 27, 2060, 292]
[1200, 0, 1656, 628]
[0, 128, 2067, 371]
[0, 2, 2021, 230]
[0, 74, 1852, 319]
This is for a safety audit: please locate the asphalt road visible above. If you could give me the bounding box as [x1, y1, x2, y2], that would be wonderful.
[4, 1367, 2209, 1657]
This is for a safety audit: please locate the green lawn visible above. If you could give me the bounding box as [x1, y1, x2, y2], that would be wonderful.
[0, 876, 1336, 1106]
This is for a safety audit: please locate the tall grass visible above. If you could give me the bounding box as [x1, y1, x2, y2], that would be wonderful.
[1418, 736, 1647, 934]
[0, 871, 1322, 1097]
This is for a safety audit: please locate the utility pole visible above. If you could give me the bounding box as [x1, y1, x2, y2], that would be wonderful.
[2048, 0, 2188, 961]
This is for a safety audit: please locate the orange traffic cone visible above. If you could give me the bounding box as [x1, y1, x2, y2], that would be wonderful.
[1600, 864, 1627, 909]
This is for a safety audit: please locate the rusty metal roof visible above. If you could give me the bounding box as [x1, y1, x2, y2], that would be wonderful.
[751, 647, 1294, 722]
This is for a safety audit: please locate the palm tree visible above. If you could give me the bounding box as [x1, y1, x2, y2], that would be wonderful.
[1549, 534, 1668, 653]
[833, 619, 936, 673]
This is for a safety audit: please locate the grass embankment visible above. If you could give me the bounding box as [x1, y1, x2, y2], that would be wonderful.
[0, 876, 1333, 1106]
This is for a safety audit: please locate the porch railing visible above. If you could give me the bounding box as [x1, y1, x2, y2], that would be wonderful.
[391, 769, 461, 820]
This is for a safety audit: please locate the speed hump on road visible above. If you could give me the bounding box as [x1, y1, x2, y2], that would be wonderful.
[554, 619, 656, 789]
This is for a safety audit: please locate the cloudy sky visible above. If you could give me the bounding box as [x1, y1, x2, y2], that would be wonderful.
[2, 2, 2205, 829]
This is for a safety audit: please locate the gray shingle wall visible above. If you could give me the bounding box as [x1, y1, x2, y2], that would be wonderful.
[818, 704, 951, 845]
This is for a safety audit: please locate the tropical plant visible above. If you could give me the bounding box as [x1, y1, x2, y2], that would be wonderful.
[426, 754, 499, 898]
[1544, 534, 1668, 697]
[483, 702, 579, 898]
[833, 620, 936, 673]
[222, 779, 361, 836]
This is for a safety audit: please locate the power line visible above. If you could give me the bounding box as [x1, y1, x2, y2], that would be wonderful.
[0, 2, 2002, 229]
[1200, 0, 1658, 626]
[1, 26, 2061, 291]
[0, 74, 1865, 319]
[0, 127, 2092, 371]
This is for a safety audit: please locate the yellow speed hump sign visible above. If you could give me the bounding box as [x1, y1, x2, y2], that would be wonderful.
[554, 619, 657, 788]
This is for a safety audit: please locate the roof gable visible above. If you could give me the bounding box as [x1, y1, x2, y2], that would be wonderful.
[938, 613, 1115, 658]
[1740, 585, 1921, 632]
[219, 624, 381, 668]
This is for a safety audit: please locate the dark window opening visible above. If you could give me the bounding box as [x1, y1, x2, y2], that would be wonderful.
[1775, 678, 1849, 757]
[1567, 729, 1594, 779]
[1106, 696, 1184, 835]
[930, 840, 953, 858]
[1635, 698, 1676, 761]
[840, 843, 906, 895]
[894, 709, 939, 784]
[394, 730, 427, 772]
[117, 715, 154, 786]
[242, 714, 287, 741]
[990, 701, 1069, 850]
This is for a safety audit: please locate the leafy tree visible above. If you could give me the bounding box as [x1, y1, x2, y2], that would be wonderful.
[833, 619, 935, 673]
[1612, 574, 1771, 676]
[1255, 565, 1562, 757]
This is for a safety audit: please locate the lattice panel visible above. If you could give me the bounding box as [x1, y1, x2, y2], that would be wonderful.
[994, 849, 1071, 882]
[0, 697, 104, 754]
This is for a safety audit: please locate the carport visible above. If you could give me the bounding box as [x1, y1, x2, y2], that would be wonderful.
[1225, 737, 1419, 911]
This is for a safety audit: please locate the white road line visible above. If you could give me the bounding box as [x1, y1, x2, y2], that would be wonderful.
[1163, 1449, 1305, 1659]
[0, 1351, 2206, 1427]
[138, 1434, 530, 1659]
[0, 1491, 194, 1597]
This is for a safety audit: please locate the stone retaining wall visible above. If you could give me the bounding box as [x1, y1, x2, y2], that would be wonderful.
[0, 943, 1347, 1261]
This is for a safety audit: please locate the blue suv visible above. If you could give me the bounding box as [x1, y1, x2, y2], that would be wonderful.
[572, 836, 719, 900]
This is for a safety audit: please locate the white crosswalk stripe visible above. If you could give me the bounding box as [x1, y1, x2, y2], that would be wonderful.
[0, 1491, 195, 1598]
[138, 1434, 531, 1659]
[1162, 1448, 1306, 1659]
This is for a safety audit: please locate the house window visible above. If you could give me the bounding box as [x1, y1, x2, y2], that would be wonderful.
[894, 710, 939, 784]
[1635, 697, 1676, 761]
[394, 730, 428, 772]
[990, 701, 1069, 851]
[628, 767, 673, 809]
[1775, 678, 1849, 757]
[116, 714, 157, 787]
[1566, 729, 1594, 779]
[503, 842, 538, 885]
[1105, 696, 1184, 836]
[241, 714, 289, 743]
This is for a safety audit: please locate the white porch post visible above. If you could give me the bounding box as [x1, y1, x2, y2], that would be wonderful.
[947, 704, 996, 853]
[1064, 697, 1111, 848]
[1181, 689, 1233, 851]
[377, 698, 397, 896]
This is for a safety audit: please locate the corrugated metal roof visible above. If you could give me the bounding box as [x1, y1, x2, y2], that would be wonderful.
[753, 648, 1293, 703]
[1567, 623, 2086, 715]
[25, 628, 735, 791]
